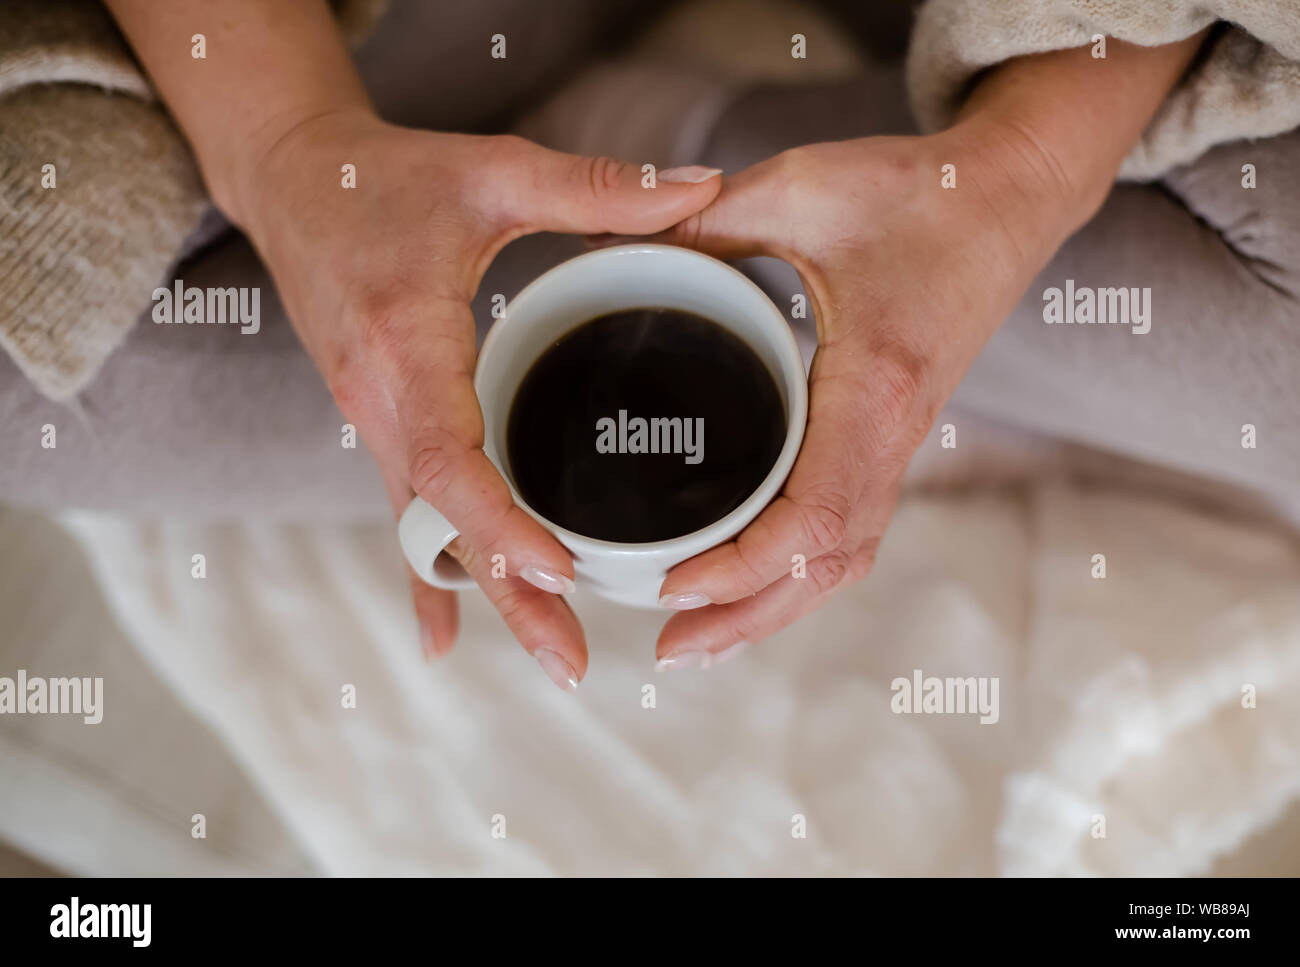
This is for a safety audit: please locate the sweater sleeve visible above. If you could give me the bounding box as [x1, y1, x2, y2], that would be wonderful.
[0, 0, 386, 402]
[905, 0, 1300, 181]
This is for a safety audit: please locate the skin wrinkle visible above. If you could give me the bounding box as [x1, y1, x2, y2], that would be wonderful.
[234, 104, 367, 223]
[807, 549, 851, 596]
[729, 520, 781, 597]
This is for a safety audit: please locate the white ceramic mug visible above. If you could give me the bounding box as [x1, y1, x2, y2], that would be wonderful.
[398, 243, 808, 608]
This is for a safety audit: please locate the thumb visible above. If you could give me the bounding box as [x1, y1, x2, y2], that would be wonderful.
[612, 153, 797, 263]
[511, 141, 723, 237]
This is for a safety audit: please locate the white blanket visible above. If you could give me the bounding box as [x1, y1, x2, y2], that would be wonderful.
[4, 470, 1295, 876]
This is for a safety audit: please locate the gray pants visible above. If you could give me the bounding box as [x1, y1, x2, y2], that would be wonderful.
[1, 1, 1297, 520]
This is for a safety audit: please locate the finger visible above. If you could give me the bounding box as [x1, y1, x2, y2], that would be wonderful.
[659, 343, 922, 608]
[446, 536, 589, 692]
[381, 298, 578, 597]
[381, 469, 462, 660]
[656, 542, 879, 670]
[593, 152, 800, 262]
[382, 423, 583, 686]
[410, 572, 459, 661]
[500, 139, 724, 237]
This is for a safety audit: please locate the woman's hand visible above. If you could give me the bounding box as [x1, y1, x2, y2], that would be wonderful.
[649, 32, 1206, 669]
[236, 107, 722, 687]
[103, 0, 728, 689]
[652, 121, 1096, 668]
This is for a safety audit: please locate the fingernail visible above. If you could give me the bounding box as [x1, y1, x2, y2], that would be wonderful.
[658, 165, 723, 184]
[521, 565, 576, 595]
[656, 641, 748, 673]
[419, 622, 438, 662]
[535, 649, 579, 692]
[659, 591, 711, 610]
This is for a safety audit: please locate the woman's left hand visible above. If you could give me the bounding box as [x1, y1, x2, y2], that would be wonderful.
[653, 122, 1093, 668]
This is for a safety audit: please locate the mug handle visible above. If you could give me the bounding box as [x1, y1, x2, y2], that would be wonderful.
[398, 497, 477, 590]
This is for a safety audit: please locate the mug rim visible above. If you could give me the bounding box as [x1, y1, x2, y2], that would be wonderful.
[475, 243, 808, 558]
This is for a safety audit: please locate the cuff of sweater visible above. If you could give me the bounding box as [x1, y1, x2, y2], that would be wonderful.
[905, 0, 1300, 180]
[0, 87, 208, 401]
[0, 0, 387, 401]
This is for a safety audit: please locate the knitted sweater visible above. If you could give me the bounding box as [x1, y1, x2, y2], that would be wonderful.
[1, 0, 1297, 400]
[0, 0, 385, 401]
[907, 0, 1300, 180]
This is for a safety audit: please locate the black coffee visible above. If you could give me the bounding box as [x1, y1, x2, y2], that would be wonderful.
[506, 308, 786, 543]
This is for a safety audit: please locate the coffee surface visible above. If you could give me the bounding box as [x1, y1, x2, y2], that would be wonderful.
[506, 308, 786, 543]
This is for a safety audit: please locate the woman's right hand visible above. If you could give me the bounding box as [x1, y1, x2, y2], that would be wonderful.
[231, 106, 722, 689]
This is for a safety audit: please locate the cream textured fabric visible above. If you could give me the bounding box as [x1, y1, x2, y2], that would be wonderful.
[0, 0, 386, 401]
[907, 0, 1300, 180]
[11, 473, 1293, 875]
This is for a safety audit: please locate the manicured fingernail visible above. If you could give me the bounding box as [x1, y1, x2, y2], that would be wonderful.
[656, 641, 748, 673]
[658, 165, 723, 184]
[659, 591, 711, 610]
[521, 565, 575, 595]
[535, 649, 579, 692]
[419, 622, 438, 662]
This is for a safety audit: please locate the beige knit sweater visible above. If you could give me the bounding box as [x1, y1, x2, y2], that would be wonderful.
[2, 0, 1298, 401]
[907, 0, 1300, 180]
[0, 0, 385, 401]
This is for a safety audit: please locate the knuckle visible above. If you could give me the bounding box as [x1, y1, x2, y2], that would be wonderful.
[731, 536, 776, 596]
[673, 210, 706, 249]
[458, 135, 530, 223]
[328, 360, 367, 416]
[490, 133, 531, 157]
[807, 551, 852, 596]
[795, 489, 851, 553]
[325, 342, 393, 424]
[319, 289, 402, 390]
[445, 536, 479, 574]
[494, 581, 535, 629]
[863, 341, 928, 444]
[345, 287, 415, 370]
[475, 133, 531, 177]
[407, 431, 466, 502]
[359, 311, 408, 367]
[761, 153, 799, 210]
[772, 146, 811, 184]
[586, 155, 628, 197]
[848, 539, 880, 582]
[769, 147, 821, 208]
[720, 613, 757, 648]
[494, 586, 526, 624]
